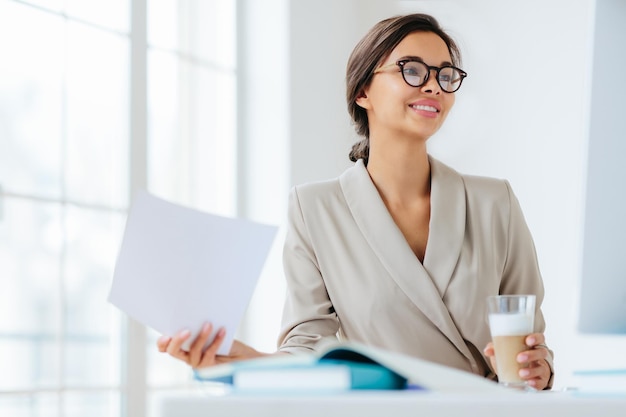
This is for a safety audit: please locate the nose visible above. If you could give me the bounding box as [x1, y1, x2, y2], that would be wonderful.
[421, 69, 442, 94]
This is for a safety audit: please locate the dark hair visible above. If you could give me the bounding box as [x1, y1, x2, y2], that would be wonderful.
[346, 14, 462, 164]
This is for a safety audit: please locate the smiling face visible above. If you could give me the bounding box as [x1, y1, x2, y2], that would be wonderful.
[355, 31, 456, 143]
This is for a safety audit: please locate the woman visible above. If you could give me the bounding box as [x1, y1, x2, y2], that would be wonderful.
[158, 13, 554, 390]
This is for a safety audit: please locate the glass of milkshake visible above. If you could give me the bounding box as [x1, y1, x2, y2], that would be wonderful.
[487, 295, 535, 389]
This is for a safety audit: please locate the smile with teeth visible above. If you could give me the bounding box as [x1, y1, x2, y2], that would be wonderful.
[411, 104, 439, 113]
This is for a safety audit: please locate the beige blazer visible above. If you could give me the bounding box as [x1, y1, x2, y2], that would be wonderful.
[277, 156, 551, 381]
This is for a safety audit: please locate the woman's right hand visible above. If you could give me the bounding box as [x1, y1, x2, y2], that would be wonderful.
[156, 322, 262, 369]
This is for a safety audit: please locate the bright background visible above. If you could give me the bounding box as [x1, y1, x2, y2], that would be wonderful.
[1, 0, 625, 416]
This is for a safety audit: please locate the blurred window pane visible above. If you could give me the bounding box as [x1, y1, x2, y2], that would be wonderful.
[63, 206, 125, 386]
[188, 0, 236, 67]
[64, 390, 120, 417]
[148, 0, 236, 68]
[65, 22, 129, 208]
[16, 0, 130, 32]
[0, 3, 64, 198]
[0, 393, 59, 417]
[65, 0, 130, 33]
[147, 0, 178, 50]
[16, 0, 64, 13]
[189, 65, 237, 215]
[147, 50, 236, 215]
[146, 50, 185, 204]
[0, 199, 62, 391]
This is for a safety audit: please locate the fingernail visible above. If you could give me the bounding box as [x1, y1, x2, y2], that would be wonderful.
[519, 369, 530, 377]
[527, 337, 536, 346]
[202, 322, 211, 332]
[517, 354, 528, 362]
[180, 329, 191, 338]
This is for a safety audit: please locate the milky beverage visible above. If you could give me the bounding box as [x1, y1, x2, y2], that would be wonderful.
[489, 313, 534, 385]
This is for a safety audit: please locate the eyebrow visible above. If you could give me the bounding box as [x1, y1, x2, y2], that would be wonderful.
[398, 55, 453, 67]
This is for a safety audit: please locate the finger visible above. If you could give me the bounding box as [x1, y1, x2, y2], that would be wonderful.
[519, 360, 550, 388]
[516, 352, 546, 366]
[204, 327, 226, 356]
[157, 335, 172, 352]
[188, 323, 213, 367]
[517, 346, 548, 364]
[519, 361, 544, 379]
[167, 329, 191, 361]
[525, 333, 545, 347]
[535, 360, 551, 389]
[199, 327, 227, 367]
[519, 363, 543, 380]
[483, 342, 495, 357]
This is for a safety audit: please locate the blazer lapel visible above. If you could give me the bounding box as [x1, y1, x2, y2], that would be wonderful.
[339, 159, 476, 369]
[423, 156, 466, 296]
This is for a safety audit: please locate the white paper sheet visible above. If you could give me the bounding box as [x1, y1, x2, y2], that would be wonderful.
[108, 190, 278, 355]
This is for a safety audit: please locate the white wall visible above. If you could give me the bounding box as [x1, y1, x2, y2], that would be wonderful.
[288, 0, 392, 186]
[242, 0, 626, 388]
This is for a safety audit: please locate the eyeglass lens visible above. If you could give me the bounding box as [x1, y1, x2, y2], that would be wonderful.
[401, 60, 463, 92]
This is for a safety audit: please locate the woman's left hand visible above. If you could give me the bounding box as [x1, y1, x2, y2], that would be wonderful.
[484, 333, 552, 390]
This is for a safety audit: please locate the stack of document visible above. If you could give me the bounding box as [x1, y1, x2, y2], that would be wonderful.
[203, 355, 408, 392]
[194, 342, 507, 393]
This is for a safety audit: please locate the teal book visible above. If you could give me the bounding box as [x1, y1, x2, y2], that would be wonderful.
[194, 342, 504, 393]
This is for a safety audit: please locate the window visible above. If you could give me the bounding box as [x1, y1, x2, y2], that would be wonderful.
[0, 1, 237, 416]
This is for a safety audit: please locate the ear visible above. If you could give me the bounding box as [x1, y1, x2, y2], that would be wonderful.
[355, 89, 371, 110]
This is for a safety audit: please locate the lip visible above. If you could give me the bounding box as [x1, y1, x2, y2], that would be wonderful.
[409, 99, 442, 117]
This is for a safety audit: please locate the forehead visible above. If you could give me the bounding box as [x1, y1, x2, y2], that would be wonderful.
[386, 31, 452, 65]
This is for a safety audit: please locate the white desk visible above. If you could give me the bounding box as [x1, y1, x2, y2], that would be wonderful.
[158, 389, 626, 417]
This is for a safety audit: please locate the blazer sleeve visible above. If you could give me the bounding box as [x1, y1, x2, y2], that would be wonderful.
[500, 180, 555, 388]
[276, 186, 340, 354]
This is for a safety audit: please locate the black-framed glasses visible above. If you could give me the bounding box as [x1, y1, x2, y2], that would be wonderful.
[374, 59, 468, 93]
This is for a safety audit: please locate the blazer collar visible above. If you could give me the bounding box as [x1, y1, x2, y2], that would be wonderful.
[339, 157, 475, 369]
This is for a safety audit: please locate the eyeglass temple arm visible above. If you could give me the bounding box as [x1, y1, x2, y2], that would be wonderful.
[373, 62, 400, 73]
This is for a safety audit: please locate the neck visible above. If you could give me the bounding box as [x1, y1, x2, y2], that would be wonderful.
[366, 138, 431, 204]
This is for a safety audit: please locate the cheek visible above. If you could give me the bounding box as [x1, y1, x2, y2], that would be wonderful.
[440, 95, 456, 118]
[369, 79, 407, 104]
[446, 94, 456, 110]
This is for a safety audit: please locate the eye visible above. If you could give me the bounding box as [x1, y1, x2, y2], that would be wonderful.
[401, 62, 427, 78]
[403, 67, 420, 76]
[438, 67, 455, 81]
[438, 67, 462, 89]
